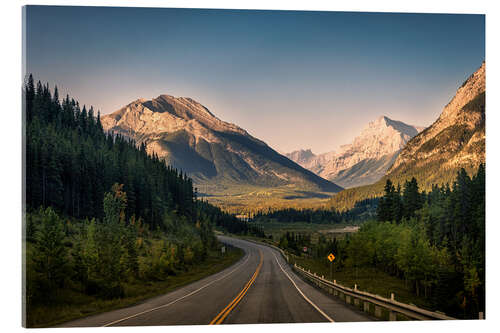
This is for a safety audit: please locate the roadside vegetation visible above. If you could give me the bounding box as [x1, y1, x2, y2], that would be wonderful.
[277, 167, 485, 319]
[25, 184, 244, 327]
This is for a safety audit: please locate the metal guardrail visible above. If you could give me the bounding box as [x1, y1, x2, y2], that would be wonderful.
[293, 263, 456, 321]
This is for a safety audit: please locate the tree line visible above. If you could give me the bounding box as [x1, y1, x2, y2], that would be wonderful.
[253, 198, 378, 224]
[25, 75, 198, 229]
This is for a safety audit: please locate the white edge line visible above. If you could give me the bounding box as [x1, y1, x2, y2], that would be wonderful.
[102, 250, 252, 327]
[273, 253, 335, 323]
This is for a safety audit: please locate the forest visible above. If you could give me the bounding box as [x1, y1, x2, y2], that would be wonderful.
[252, 198, 378, 224]
[278, 168, 485, 319]
[23, 75, 261, 326]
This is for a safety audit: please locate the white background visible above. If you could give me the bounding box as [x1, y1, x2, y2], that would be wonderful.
[1, 1, 498, 332]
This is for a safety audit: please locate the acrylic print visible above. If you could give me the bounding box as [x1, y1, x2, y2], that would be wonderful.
[23, 5, 485, 327]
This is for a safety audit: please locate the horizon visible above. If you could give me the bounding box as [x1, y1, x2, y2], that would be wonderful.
[25, 6, 484, 153]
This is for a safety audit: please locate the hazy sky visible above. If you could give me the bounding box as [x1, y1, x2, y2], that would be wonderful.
[25, 6, 484, 154]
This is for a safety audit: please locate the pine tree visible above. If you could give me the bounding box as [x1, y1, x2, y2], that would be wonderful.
[391, 183, 403, 223]
[25, 74, 35, 121]
[403, 177, 422, 219]
[377, 179, 394, 222]
[83, 184, 128, 298]
[32, 207, 67, 299]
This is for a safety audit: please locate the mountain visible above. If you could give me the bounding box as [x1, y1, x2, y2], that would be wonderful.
[330, 62, 485, 210]
[287, 116, 423, 188]
[101, 95, 342, 195]
[284, 149, 336, 175]
[285, 149, 315, 166]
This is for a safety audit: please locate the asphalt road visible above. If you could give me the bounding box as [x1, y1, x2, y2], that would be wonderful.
[61, 236, 373, 327]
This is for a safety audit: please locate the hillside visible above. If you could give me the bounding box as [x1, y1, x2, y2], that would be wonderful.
[330, 62, 485, 210]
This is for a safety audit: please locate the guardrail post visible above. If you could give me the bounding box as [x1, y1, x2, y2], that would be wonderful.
[363, 301, 370, 313]
[391, 293, 395, 301]
[389, 310, 397, 321]
[354, 284, 358, 291]
[354, 298, 360, 306]
[345, 295, 351, 304]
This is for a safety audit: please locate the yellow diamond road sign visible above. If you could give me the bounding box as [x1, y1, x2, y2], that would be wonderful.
[328, 253, 335, 262]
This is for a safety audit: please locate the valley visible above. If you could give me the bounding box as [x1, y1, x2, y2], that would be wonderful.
[197, 182, 334, 213]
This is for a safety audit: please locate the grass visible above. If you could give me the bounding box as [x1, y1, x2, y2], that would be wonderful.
[291, 255, 433, 311]
[27, 247, 244, 328]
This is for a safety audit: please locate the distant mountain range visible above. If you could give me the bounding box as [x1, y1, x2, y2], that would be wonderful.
[330, 62, 485, 210]
[101, 95, 342, 195]
[100, 62, 485, 211]
[286, 116, 424, 188]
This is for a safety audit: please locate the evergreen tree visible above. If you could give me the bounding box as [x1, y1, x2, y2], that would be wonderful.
[391, 183, 403, 223]
[96, 184, 127, 298]
[25, 74, 35, 121]
[402, 177, 422, 219]
[32, 207, 67, 299]
[377, 179, 395, 222]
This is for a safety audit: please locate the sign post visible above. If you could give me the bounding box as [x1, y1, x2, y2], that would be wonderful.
[327, 253, 335, 281]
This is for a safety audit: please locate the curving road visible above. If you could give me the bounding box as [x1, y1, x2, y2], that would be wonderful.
[61, 236, 373, 327]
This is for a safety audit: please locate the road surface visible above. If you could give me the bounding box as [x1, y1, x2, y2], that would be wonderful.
[61, 236, 373, 326]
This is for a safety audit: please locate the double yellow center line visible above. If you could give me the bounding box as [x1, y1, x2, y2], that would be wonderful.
[209, 249, 263, 325]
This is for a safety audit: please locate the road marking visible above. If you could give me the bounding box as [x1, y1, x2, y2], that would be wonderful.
[273, 253, 335, 323]
[102, 249, 252, 327]
[209, 250, 263, 325]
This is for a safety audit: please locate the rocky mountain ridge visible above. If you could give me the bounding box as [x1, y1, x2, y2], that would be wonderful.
[102, 94, 343, 194]
[388, 62, 485, 175]
[287, 116, 423, 188]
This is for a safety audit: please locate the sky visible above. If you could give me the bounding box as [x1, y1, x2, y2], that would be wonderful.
[24, 6, 485, 154]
